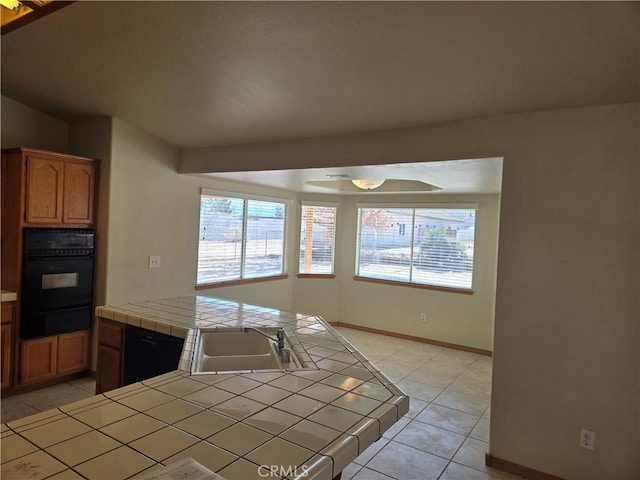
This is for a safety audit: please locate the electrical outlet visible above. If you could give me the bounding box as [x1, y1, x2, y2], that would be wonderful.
[420, 312, 427, 322]
[579, 428, 595, 450]
[148, 255, 161, 269]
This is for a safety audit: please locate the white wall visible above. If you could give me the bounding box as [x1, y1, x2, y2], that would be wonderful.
[68, 116, 297, 369]
[181, 103, 640, 479]
[100, 119, 502, 353]
[1, 96, 68, 152]
[340, 193, 499, 351]
[292, 192, 500, 352]
[68, 117, 113, 371]
[490, 105, 639, 478]
[104, 118, 296, 310]
[68, 117, 113, 307]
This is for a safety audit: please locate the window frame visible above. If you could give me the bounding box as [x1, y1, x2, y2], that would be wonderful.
[196, 189, 291, 288]
[298, 201, 338, 277]
[354, 202, 477, 294]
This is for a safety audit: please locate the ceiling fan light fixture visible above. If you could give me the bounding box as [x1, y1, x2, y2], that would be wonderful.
[352, 179, 385, 190]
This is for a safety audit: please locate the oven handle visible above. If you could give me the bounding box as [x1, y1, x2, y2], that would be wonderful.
[24, 255, 94, 261]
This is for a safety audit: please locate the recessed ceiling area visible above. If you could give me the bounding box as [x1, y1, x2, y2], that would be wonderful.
[306, 179, 441, 194]
[201, 158, 503, 195]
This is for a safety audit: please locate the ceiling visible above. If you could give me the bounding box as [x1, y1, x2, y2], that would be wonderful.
[1, 1, 637, 194]
[204, 158, 504, 195]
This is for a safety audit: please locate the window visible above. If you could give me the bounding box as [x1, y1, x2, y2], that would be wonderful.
[299, 203, 337, 275]
[197, 192, 287, 285]
[356, 206, 476, 290]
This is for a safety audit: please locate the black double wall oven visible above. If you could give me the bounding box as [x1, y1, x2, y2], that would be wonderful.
[21, 228, 95, 339]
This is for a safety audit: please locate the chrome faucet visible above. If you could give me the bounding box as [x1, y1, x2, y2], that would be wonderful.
[243, 327, 286, 352]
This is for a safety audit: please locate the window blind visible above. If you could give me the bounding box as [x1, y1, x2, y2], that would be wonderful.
[299, 204, 337, 274]
[197, 194, 287, 284]
[356, 207, 476, 289]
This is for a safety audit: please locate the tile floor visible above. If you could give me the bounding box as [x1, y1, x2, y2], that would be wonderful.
[334, 327, 521, 480]
[1, 376, 96, 424]
[1, 328, 522, 480]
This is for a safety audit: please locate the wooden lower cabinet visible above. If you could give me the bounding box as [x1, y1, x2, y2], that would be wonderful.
[20, 330, 89, 385]
[21, 336, 57, 385]
[96, 319, 123, 394]
[97, 344, 122, 394]
[58, 331, 90, 376]
[1, 301, 15, 391]
[1, 323, 12, 390]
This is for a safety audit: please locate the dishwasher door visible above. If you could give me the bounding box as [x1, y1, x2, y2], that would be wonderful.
[123, 325, 185, 385]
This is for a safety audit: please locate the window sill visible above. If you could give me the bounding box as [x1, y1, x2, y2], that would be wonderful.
[297, 274, 336, 279]
[196, 274, 289, 290]
[353, 276, 473, 295]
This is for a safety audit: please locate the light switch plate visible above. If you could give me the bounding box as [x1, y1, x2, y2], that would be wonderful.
[149, 255, 161, 268]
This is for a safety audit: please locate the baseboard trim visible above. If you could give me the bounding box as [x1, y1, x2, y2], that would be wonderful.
[485, 453, 565, 480]
[330, 321, 492, 356]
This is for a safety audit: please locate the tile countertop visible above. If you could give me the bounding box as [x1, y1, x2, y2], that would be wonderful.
[1, 295, 409, 480]
[1, 290, 17, 302]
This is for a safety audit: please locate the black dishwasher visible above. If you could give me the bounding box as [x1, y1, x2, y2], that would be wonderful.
[123, 325, 185, 385]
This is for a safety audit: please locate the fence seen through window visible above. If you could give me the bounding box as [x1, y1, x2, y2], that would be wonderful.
[299, 204, 337, 274]
[197, 194, 286, 285]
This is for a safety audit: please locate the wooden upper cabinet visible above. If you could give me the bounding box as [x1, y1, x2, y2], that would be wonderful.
[63, 162, 95, 225]
[4, 148, 99, 227]
[25, 155, 64, 224]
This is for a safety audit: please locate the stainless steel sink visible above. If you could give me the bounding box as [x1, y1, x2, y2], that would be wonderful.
[201, 330, 273, 356]
[191, 327, 305, 373]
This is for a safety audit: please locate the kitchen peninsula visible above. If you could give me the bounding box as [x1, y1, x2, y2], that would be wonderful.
[1, 295, 409, 480]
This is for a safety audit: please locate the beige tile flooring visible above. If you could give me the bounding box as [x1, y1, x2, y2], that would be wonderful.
[1, 328, 522, 479]
[334, 327, 521, 480]
[1, 377, 96, 424]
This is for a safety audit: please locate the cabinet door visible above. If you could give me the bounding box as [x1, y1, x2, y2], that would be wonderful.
[25, 155, 64, 224]
[1, 302, 14, 323]
[57, 330, 89, 376]
[63, 162, 95, 225]
[1, 323, 12, 390]
[20, 336, 57, 385]
[96, 344, 122, 394]
[98, 319, 123, 349]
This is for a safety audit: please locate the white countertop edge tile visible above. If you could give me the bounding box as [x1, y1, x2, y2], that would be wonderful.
[53, 294, 413, 479]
